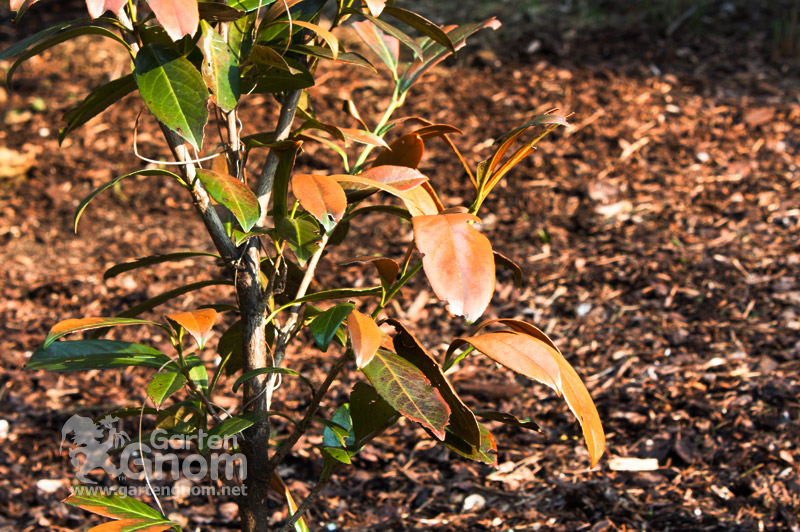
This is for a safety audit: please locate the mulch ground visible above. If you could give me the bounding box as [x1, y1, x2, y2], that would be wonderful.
[1, 1, 799, 531]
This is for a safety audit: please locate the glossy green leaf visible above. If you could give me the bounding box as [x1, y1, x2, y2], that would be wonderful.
[200, 20, 240, 112]
[116, 279, 233, 319]
[245, 65, 314, 93]
[321, 404, 354, 464]
[104, 251, 219, 279]
[27, 340, 172, 371]
[74, 169, 183, 233]
[277, 217, 321, 265]
[228, 10, 256, 61]
[218, 319, 243, 376]
[474, 410, 542, 433]
[59, 74, 137, 144]
[195, 169, 260, 231]
[6, 26, 132, 87]
[228, 0, 278, 12]
[199, 412, 289, 454]
[43, 317, 162, 347]
[350, 382, 399, 446]
[362, 349, 450, 440]
[0, 20, 79, 61]
[147, 371, 186, 407]
[187, 357, 209, 397]
[134, 43, 209, 150]
[247, 44, 296, 72]
[310, 303, 354, 352]
[383, 6, 456, 54]
[198, 2, 245, 21]
[270, 141, 302, 226]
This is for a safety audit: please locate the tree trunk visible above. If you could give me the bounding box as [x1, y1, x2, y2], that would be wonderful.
[236, 243, 271, 532]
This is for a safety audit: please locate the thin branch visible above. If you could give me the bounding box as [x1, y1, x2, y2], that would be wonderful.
[255, 89, 303, 226]
[263, 349, 350, 480]
[159, 126, 238, 264]
[277, 465, 338, 532]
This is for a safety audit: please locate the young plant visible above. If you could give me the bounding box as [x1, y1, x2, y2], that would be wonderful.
[5, 1, 606, 530]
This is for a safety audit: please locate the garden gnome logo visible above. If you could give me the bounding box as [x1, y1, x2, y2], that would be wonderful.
[60, 414, 130, 484]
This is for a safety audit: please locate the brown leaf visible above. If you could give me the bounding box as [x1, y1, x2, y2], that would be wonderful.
[386, 319, 481, 446]
[292, 174, 347, 231]
[373, 133, 425, 168]
[269, 471, 309, 530]
[412, 213, 495, 322]
[475, 319, 606, 466]
[348, 310, 382, 368]
[342, 256, 400, 287]
[166, 308, 217, 349]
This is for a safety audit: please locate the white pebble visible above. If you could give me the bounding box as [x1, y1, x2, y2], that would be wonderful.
[462, 493, 486, 512]
[0, 419, 8, 439]
[36, 479, 64, 494]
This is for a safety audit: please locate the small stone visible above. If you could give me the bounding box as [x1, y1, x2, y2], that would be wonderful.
[173, 478, 193, 499]
[462, 493, 486, 512]
[576, 303, 592, 317]
[218, 502, 238, 522]
[0, 419, 9, 439]
[696, 152, 710, 163]
[36, 479, 65, 494]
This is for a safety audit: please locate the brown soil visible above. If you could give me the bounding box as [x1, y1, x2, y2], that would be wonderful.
[1, 1, 799, 531]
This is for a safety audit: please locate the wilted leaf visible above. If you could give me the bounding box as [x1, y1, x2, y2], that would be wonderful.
[195, 169, 260, 231]
[386, 319, 480, 446]
[363, 0, 385, 16]
[401, 181, 442, 216]
[460, 319, 605, 466]
[147, 0, 200, 41]
[412, 213, 495, 322]
[342, 256, 400, 288]
[348, 310, 382, 368]
[494, 250, 523, 289]
[166, 308, 217, 349]
[362, 349, 450, 440]
[269, 471, 310, 532]
[340, 127, 388, 148]
[200, 20, 240, 112]
[292, 174, 347, 232]
[335, 165, 427, 207]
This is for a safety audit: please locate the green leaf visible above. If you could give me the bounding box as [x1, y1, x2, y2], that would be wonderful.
[59, 74, 137, 144]
[321, 404, 354, 464]
[200, 20, 240, 112]
[27, 340, 172, 371]
[309, 303, 354, 352]
[228, 10, 257, 61]
[187, 356, 209, 397]
[350, 382, 399, 446]
[134, 43, 209, 150]
[196, 169, 261, 231]
[383, 6, 456, 54]
[198, 2, 245, 21]
[219, 319, 243, 376]
[245, 64, 314, 93]
[147, 371, 186, 407]
[6, 26, 132, 87]
[288, 44, 376, 71]
[228, 0, 278, 12]
[116, 279, 234, 319]
[282, 287, 383, 307]
[0, 20, 80, 61]
[362, 349, 450, 440]
[474, 410, 542, 433]
[277, 217, 321, 265]
[270, 141, 301, 226]
[199, 412, 281, 454]
[43, 317, 163, 348]
[74, 169, 183, 233]
[232, 367, 314, 395]
[104, 251, 220, 279]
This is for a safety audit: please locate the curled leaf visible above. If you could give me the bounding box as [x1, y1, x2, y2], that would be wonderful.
[147, 0, 200, 41]
[292, 174, 347, 232]
[348, 309, 382, 368]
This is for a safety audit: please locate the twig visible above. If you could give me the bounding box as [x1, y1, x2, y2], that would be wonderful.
[255, 89, 303, 226]
[159, 126, 237, 264]
[277, 466, 338, 532]
[262, 349, 349, 481]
